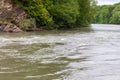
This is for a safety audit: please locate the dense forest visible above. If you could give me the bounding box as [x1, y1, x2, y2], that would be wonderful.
[13, 0, 96, 30]
[94, 2, 120, 24]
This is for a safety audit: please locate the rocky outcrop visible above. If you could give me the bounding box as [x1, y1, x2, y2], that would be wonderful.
[0, 0, 27, 32]
[0, 21, 22, 32]
[0, 0, 27, 24]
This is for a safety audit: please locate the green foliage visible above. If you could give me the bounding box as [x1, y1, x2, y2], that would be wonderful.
[94, 2, 120, 24]
[0, 18, 7, 22]
[52, 0, 79, 29]
[15, 0, 54, 29]
[110, 4, 120, 24]
[94, 5, 113, 24]
[76, 0, 97, 27]
[14, 0, 96, 29]
[19, 18, 36, 30]
[0, 18, 15, 24]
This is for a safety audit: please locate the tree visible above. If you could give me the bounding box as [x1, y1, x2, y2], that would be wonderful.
[52, 0, 79, 29]
[13, 0, 96, 29]
[110, 4, 120, 24]
[94, 2, 120, 24]
[76, 0, 97, 27]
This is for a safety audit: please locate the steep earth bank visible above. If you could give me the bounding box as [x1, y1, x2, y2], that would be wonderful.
[0, 0, 27, 32]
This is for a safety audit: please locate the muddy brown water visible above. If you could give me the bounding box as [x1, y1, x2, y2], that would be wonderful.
[0, 24, 120, 80]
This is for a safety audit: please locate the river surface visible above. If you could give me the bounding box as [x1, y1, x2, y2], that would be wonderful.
[0, 24, 120, 80]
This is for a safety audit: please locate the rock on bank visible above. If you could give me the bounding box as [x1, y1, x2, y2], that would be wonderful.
[0, 21, 22, 32]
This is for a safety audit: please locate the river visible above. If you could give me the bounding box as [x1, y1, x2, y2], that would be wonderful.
[0, 24, 120, 80]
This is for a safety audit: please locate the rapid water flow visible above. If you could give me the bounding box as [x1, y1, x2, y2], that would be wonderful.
[0, 24, 120, 80]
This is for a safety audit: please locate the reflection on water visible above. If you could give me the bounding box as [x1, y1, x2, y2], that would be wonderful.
[0, 24, 120, 80]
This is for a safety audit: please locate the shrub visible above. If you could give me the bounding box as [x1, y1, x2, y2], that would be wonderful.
[19, 18, 36, 30]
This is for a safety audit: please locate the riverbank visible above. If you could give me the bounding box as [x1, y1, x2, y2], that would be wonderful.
[0, 0, 96, 31]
